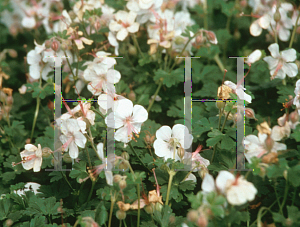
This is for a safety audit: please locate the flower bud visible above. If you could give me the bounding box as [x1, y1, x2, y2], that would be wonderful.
[283, 170, 288, 180]
[177, 147, 185, 159]
[199, 167, 208, 179]
[154, 202, 163, 212]
[289, 110, 299, 123]
[113, 174, 122, 183]
[42, 147, 52, 158]
[262, 152, 278, 164]
[285, 218, 293, 226]
[128, 90, 136, 101]
[8, 49, 17, 58]
[119, 179, 127, 190]
[187, 210, 198, 222]
[274, 10, 281, 23]
[45, 40, 51, 48]
[5, 219, 13, 227]
[25, 138, 31, 144]
[216, 101, 226, 109]
[174, 36, 185, 45]
[197, 215, 208, 227]
[121, 151, 130, 161]
[264, 135, 274, 152]
[51, 40, 60, 52]
[128, 44, 137, 56]
[116, 210, 126, 220]
[245, 108, 257, 120]
[205, 31, 217, 44]
[144, 204, 153, 214]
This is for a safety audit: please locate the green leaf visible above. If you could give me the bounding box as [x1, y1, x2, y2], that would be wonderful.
[288, 165, 300, 187]
[0, 198, 11, 220]
[49, 171, 63, 183]
[206, 135, 223, 147]
[221, 135, 235, 150]
[95, 201, 108, 226]
[20, 216, 47, 227]
[153, 68, 184, 88]
[208, 129, 223, 137]
[25, 196, 60, 216]
[178, 180, 196, 192]
[291, 125, 300, 142]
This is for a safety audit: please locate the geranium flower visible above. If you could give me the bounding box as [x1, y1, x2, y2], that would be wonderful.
[15, 182, 41, 196]
[263, 43, 298, 80]
[105, 99, 148, 144]
[246, 49, 262, 64]
[109, 10, 140, 41]
[60, 119, 87, 159]
[12, 144, 43, 172]
[293, 79, 300, 114]
[153, 124, 193, 161]
[202, 171, 257, 206]
[249, 14, 272, 37]
[224, 81, 252, 103]
[97, 92, 126, 115]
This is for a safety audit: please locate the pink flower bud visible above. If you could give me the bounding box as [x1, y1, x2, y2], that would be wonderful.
[205, 31, 217, 44]
[245, 108, 257, 120]
[197, 215, 208, 227]
[289, 110, 299, 123]
[51, 40, 60, 52]
[264, 135, 274, 152]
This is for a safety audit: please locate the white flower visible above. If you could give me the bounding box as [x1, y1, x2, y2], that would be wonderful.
[105, 99, 148, 144]
[250, 14, 271, 37]
[98, 92, 126, 115]
[19, 144, 43, 172]
[60, 119, 87, 159]
[224, 81, 252, 103]
[202, 171, 257, 206]
[15, 182, 41, 196]
[263, 43, 298, 80]
[246, 49, 262, 64]
[153, 124, 193, 161]
[109, 10, 140, 41]
[293, 79, 300, 114]
[95, 143, 114, 186]
[244, 133, 287, 163]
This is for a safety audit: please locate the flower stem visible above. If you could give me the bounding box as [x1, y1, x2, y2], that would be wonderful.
[129, 142, 151, 173]
[60, 171, 75, 192]
[203, 0, 208, 30]
[123, 220, 128, 227]
[131, 34, 144, 58]
[85, 146, 92, 168]
[108, 193, 116, 227]
[87, 180, 95, 203]
[289, 12, 300, 48]
[94, 109, 105, 120]
[147, 79, 163, 112]
[214, 54, 225, 72]
[30, 95, 40, 141]
[273, 181, 282, 213]
[166, 170, 176, 206]
[137, 183, 140, 227]
[249, 201, 277, 227]
[220, 110, 231, 133]
[279, 179, 289, 214]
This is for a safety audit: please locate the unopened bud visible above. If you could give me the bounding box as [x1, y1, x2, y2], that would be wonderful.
[42, 147, 52, 158]
[119, 161, 128, 170]
[174, 36, 185, 45]
[119, 179, 127, 189]
[94, 20, 101, 31]
[289, 110, 299, 123]
[283, 170, 288, 180]
[197, 215, 208, 227]
[113, 174, 122, 183]
[285, 218, 293, 226]
[128, 44, 137, 56]
[206, 31, 217, 44]
[116, 210, 126, 220]
[8, 49, 17, 58]
[68, 11, 76, 20]
[264, 135, 274, 152]
[128, 90, 136, 101]
[51, 40, 60, 52]
[25, 138, 31, 144]
[45, 40, 51, 48]
[154, 202, 163, 212]
[262, 152, 278, 164]
[5, 219, 13, 227]
[245, 108, 257, 120]
[216, 101, 226, 109]
[199, 167, 208, 179]
[274, 10, 281, 23]
[187, 210, 198, 222]
[177, 147, 185, 159]
[121, 151, 130, 161]
[144, 204, 154, 214]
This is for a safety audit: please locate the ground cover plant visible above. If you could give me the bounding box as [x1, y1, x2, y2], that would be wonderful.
[1, 0, 300, 226]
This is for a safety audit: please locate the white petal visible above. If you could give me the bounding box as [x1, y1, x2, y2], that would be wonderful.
[109, 20, 122, 32]
[105, 170, 113, 186]
[33, 157, 42, 172]
[74, 132, 86, 148]
[22, 17, 36, 29]
[156, 126, 172, 141]
[246, 49, 262, 64]
[258, 14, 271, 29]
[69, 141, 79, 159]
[117, 28, 128, 41]
[115, 126, 131, 143]
[184, 173, 197, 183]
[202, 173, 216, 193]
[132, 105, 148, 123]
[263, 56, 279, 69]
[153, 139, 172, 159]
[278, 27, 290, 42]
[250, 20, 262, 36]
[115, 99, 133, 118]
[282, 63, 298, 78]
[97, 143, 104, 160]
[127, 11, 137, 24]
[216, 171, 235, 194]
[106, 69, 121, 84]
[24, 144, 38, 152]
[281, 49, 297, 62]
[173, 124, 193, 149]
[268, 43, 280, 59]
[127, 22, 139, 33]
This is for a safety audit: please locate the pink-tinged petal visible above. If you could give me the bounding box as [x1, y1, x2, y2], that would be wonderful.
[22, 159, 35, 170]
[263, 56, 279, 70]
[117, 28, 128, 41]
[106, 69, 121, 84]
[81, 37, 93, 45]
[127, 22, 139, 33]
[97, 143, 104, 160]
[282, 63, 298, 78]
[33, 157, 42, 172]
[268, 43, 280, 58]
[109, 20, 122, 32]
[216, 171, 235, 194]
[281, 49, 297, 62]
[115, 126, 131, 143]
[156, 126, 172, 141]
[132, 105, 148, 123]
[250, 20, 262, 36]
[153, 139, 171, 159]
[115, 99, 133, 119]
[202, 173, 216, 193]
[24, 144, 38, 152]
[87, 84, 102, 96]
[131, 123, 142, 134]
[69, 141, 79, 159]
[74, 39, 84, 50]
[272, 69, 286, 79]
[74, 131, 86, 148]
[258, 14, 271, 29]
